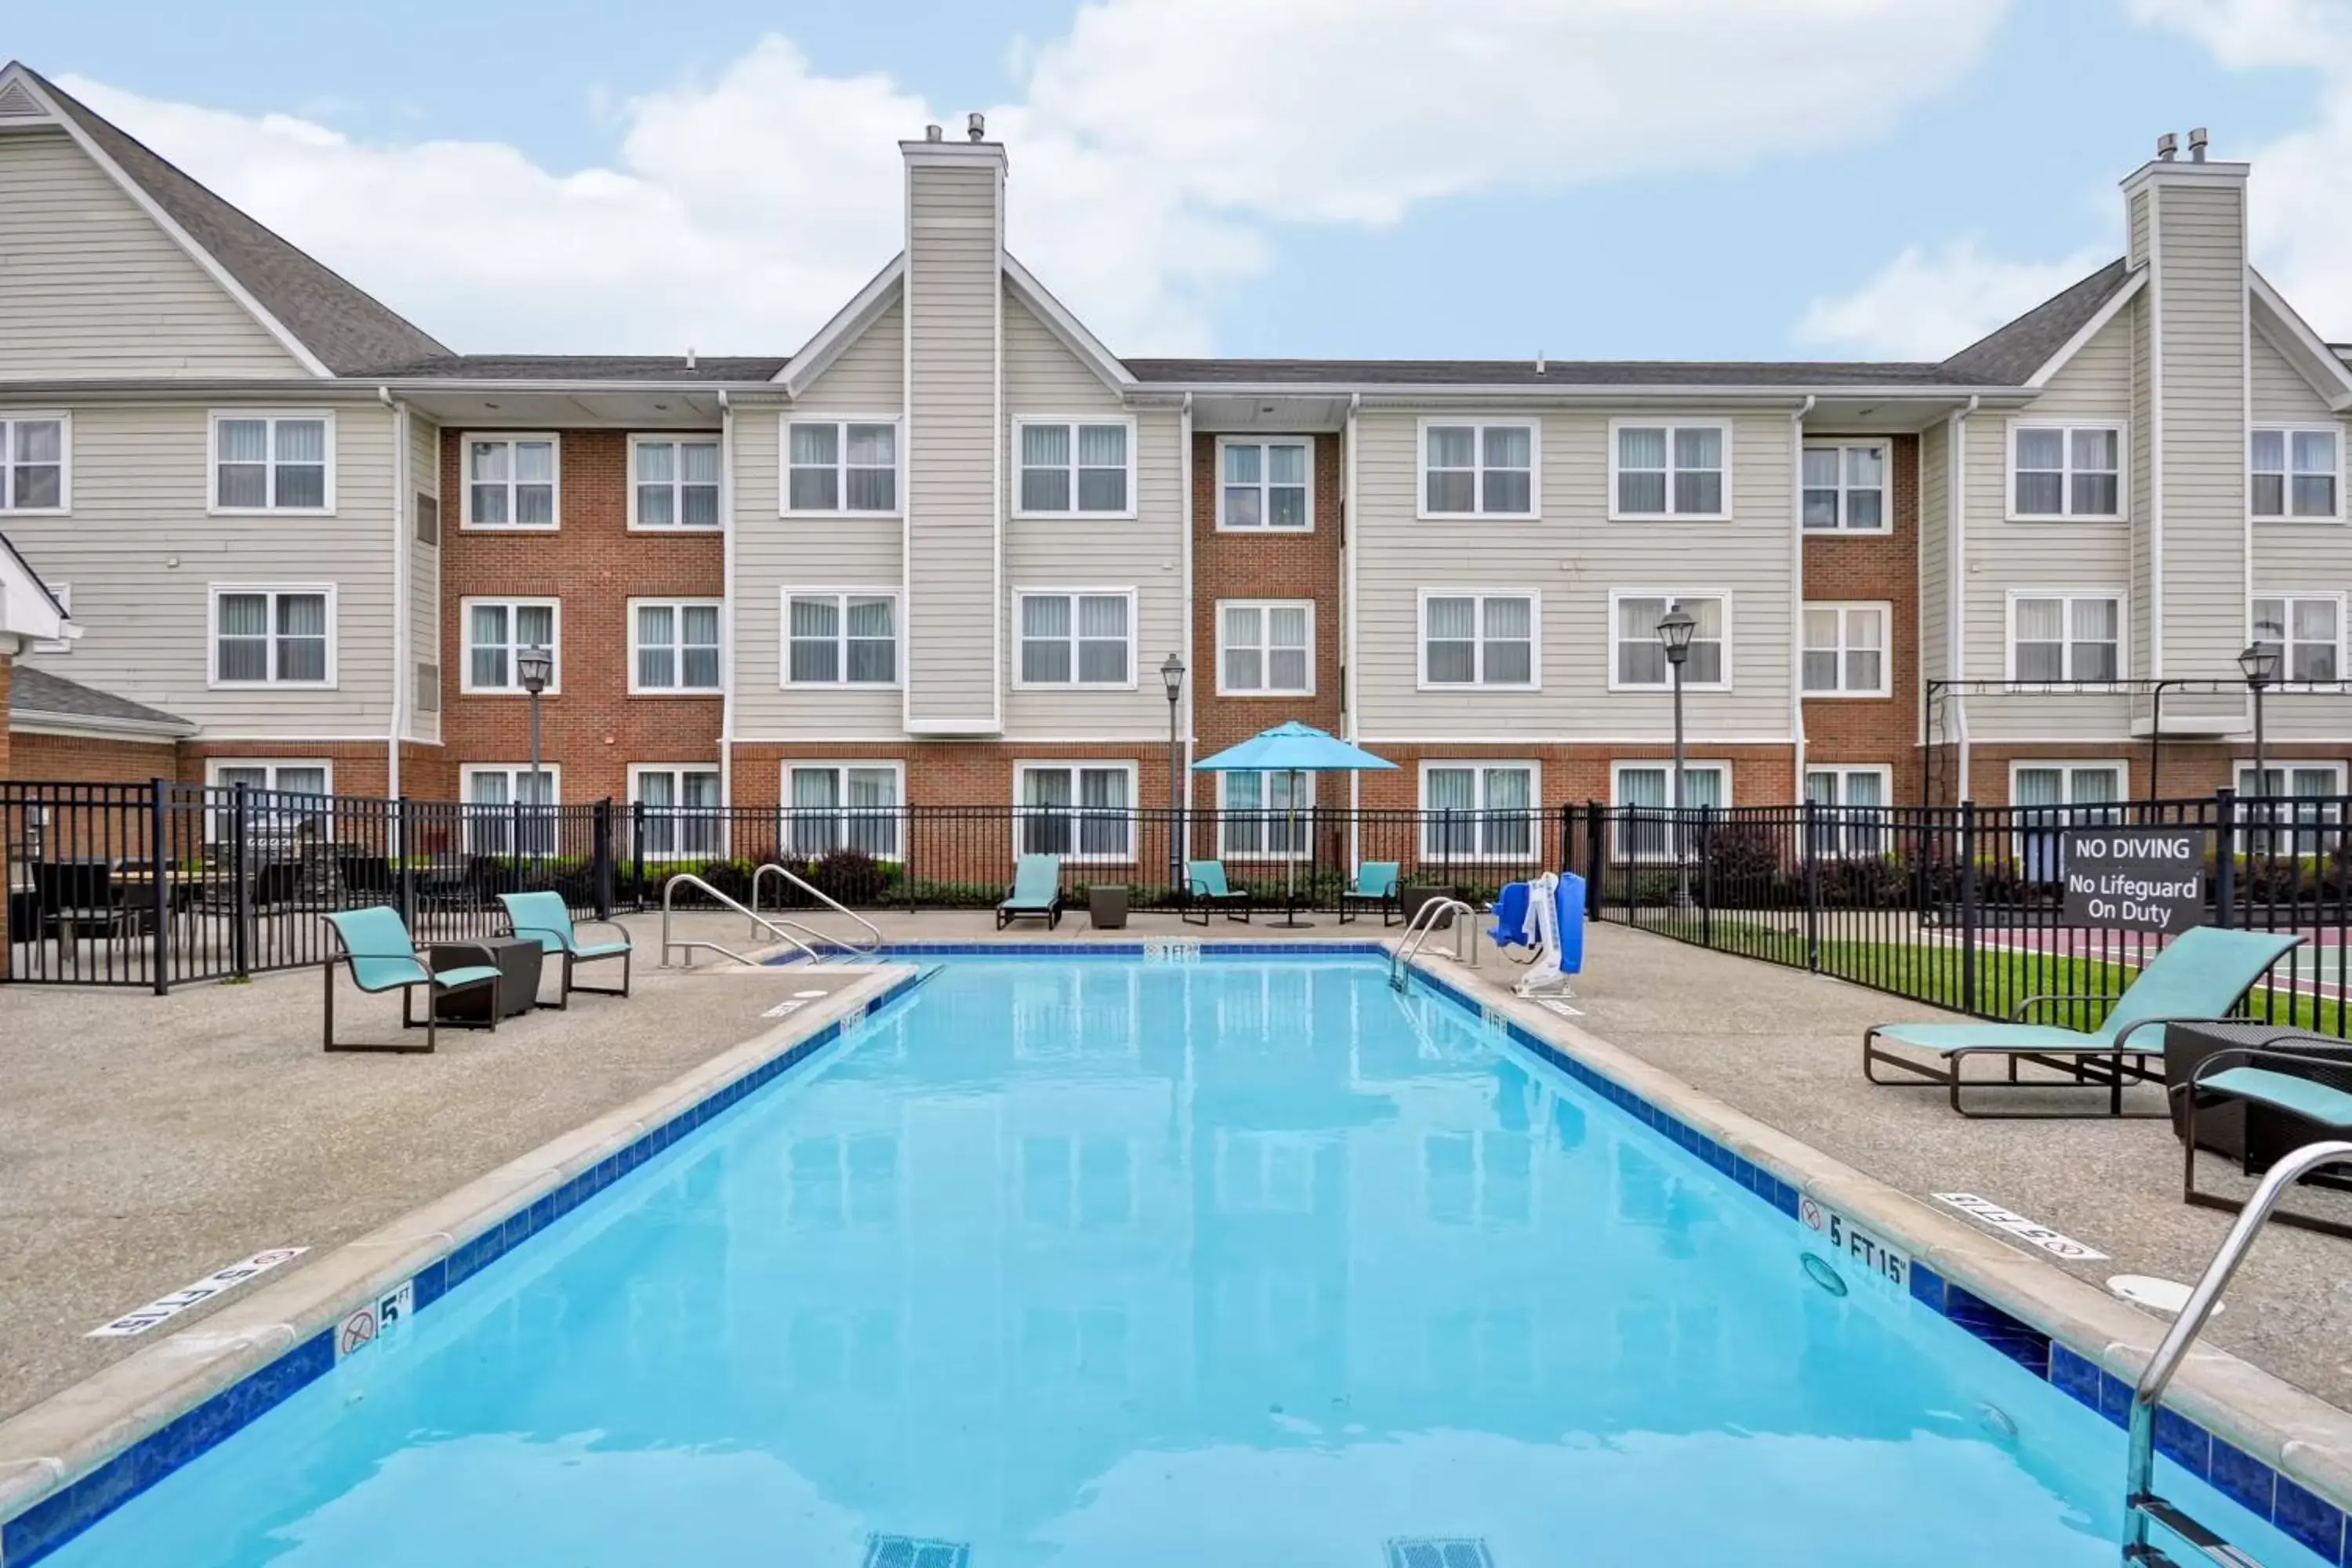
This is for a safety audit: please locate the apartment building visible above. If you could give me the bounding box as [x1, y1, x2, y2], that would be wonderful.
[5, 60, 2350, 850]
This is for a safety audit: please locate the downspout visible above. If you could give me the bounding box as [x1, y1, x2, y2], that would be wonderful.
[1789, 394, 1814, 802]
[718, 389, 737, 816]
[1344, 392, 1361, 868]
[1179, 391, 1195, 831]
[1949, 394, 1980, 802]
[381, 386, 405, 799]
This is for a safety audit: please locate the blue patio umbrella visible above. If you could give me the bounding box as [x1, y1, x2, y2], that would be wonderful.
[1192, 723, 1396, 926]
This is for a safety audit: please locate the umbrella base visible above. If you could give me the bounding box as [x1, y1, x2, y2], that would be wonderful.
[1268, 916, 1316, 928]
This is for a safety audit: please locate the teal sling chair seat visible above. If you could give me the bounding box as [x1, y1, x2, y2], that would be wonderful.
[997, 855, 1065, 930]
[323, 906, 502, 1054]
[1339, 861, 1402, 927]
[1182, 860, 1253, 925]
[498, 890, 633, 1008]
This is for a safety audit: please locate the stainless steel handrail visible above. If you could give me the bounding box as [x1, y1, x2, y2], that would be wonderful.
[1390, 897, 1478, 988]
[750, 862, 884, 954]
[661, 873, 826, 967]
[2122, 1138, 2352, 1566]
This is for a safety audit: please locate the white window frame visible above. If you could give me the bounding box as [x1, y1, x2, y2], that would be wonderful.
[2006, 419, 2126, 522]
[2008, 761, 2125, 840]
[1415, 590, 1541, 692]
[1802, 764, 1893, 858]
[1014, 588, 1138, 691]
[2249, 423, 2345, 523]
[1216, 599, 1316, 697]
[1214, 436, 1314, 531]
[780, 416, 902, 517]
[31, 581, 71, 654]
[203, 758, 335, 792]
[1608, 419, 1733, 522]
[1609, 759, 1733, 862]
[2234, 759, 2347, 797]
[1415, 417, 1540, 521]
[2004, 590, 2126, 684]
[1011, 416, 1138, 521]
[627, 597, 724, 695]
[1014, 760, 1139, 865]
[1417, 760, 1542, 862]
[1217, 770, 1316, 860]
[781, 588, 902, 689]
[0, 412, 69, 514]
[206, 583, 337, 690]
[459, 432, 561, 531]
[1606, 590, 1732, 693]
[2250, 593, 2347, 687]
[781, 760, 907, 862]
[459, 597, 562, 696]
[200, 758, 336, 842]
[1800, 438, 1889, 533]
[1800, 601, 1892, 698]
[459, 762, 563, 856]
[207, 411, 335, 517]
[626, 763, 727, 860]
[626, 434, 722, 530]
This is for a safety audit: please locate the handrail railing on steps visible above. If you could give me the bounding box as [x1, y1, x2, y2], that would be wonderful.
[661, 873, 826, 968]
[1390, 897, 1477, 989]
[750, 862, 884, 956]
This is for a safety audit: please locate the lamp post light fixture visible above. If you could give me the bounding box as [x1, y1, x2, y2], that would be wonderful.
[2238, 641, 2282, 824]
[1655, 605, 1698, 908]
[517, 645, 554, 865]
[1160, 652, 1185, 898]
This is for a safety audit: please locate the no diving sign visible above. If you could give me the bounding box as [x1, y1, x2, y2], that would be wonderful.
[2059, 827, 2209, 933]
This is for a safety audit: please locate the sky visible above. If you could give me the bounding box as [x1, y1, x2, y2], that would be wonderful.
[6, 0, 2351, 364]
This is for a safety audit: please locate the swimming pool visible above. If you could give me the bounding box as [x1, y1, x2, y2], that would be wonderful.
[27, 956, 2333, 1565]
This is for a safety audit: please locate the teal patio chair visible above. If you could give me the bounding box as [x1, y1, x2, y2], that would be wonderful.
[997, 855, 1066, 930]
[1863, 925, 2303, 1118]
[1182, 860, 1253, 925]
[497, 890, 633, 1007]
[322, 906, 501, 1054]
[1339, 861, 1403, 927]
[2179, 1043, 2352, 1239]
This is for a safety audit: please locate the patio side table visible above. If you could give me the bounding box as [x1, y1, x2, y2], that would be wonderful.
[428, 935, 543, 1022]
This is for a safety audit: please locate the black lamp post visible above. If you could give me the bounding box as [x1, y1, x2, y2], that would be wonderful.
[517, 644, 553, 865]
[1657, 604, 1697, 907]
[1160, 652, 1185, 898]
[2238, 640, 2281, 815]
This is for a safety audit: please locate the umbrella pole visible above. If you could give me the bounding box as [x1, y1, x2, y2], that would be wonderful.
[1274, 766, 1312, 928]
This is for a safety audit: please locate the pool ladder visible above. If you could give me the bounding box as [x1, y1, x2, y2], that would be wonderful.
[2122, 1138, 2352, 1567]
[750, 862, 883, 959]
[659, 872, 869, 969]
[1389, 897, 1478, 990]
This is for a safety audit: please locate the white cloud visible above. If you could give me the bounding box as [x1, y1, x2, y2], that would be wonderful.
[60, 0, 2009, 356]
[1795, 240, 2110, 360]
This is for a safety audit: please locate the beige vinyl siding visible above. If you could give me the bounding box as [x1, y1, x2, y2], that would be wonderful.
[1004, 292, 1122, 412]
[407, 415, 441, 743]
[1353, 408, 1794, 744]
[2249, 322, 2352, 740]
[1918, 420, 1949, 687]
[8, 399, 396, 733]
[2251, 320, 2336, 422]
[2132, 262, 2156, 684]
[794, 299, 904, 408]
[735, 399, 906, 739]
[0, 128, 307, 379]
[902, 159, 1000, 731]
[2129, 191, 2151, 270]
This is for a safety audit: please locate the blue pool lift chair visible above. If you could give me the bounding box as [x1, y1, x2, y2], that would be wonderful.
[1488, 881, 1537, 964]
[997, 855, 1067, 930]
[322, 906, 502, 1054]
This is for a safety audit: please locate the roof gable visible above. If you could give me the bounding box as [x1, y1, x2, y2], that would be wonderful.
[2249, 270, 2352, 412]
[1935, 260, 2135, 387]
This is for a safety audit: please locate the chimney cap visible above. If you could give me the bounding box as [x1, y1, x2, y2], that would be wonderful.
[2189, 125, 2209, 161]
[967, 111, 986, 143]
[924, 123, 943, 143]
[2157, 131, 2178, 162]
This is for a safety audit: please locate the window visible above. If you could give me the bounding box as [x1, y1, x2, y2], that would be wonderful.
[2252, 596, 2342, 684]
[463, 599, 559, 694]
[1612, 760, 1729, 860]
[1612, 593, 1726, 689]
[630, 437, 720, 528]
[203, 760, 332, 841]
[1421, 763, 1537, 860]
[1801, 604, 1889, 696]
[1420, 593, 1537, 689]
[1220, 771, 1313, 858]
[212, 414, 330, 513]
[1802, 442, 1886, 531]
[462, 765, 559, 856]
[785, 764, 904, 859]
[463, 435, 558, 528]
[1613, 423, 1728, 519]
[786, 420, 898, 514]
[205, 760, 331, 795]
[2009, 593, 2122, 682]
[630, 601, 722, 693]
[210, 586, 332, 688]
[2011, 764, 2122, 873]
[1421, 421, 1536, 517]
[2250, 426, 2340, 521]
[1218, 439, 1311, 529]
[1218, 601, 1312, 695]
[630, 766, 724, 859]
[1805, 767, 1889, 857]
[31, 582, 70, 654]
[784, 591, 898, 686]
[1017, 763, 1134, 861]
[0, 415, 65, 511]
[2236, 762, 2345, 844]
[1018, 592, 1133, 687]
[1017, 420, 1132, 516]
[2010, 423, 2122, 519]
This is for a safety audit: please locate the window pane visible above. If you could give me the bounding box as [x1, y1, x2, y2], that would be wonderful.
[1268, 442, 1306, 485]
[1225, 485, 1263, 527]
[2016, 642, 2063, 681]
[1617, 768, 1664, 809]
[2252, 430, 2286, 471]
[1426, 471, 1475, 512]
[275, 463, 325, 510]
[1672, 426, 1721, 471]
[789, 596, 839, 641]
[2016, 472, 2063, 514]
[514, 604, 554, 651]
[1426, 427, 1474, 469]
[1483, 597, 1531, 641]
[681, 645, 720, 688]
[1617, 427, 1666, 470]
[219, 463, 267, 510]
[1269, 648, 1308, 690]
[1225, 644, 1263, 690]
[220, 592, 268, 637]
[637, 441, 676, 483]
[1076, 425, 1126, 467]
[1802, 449, 1838, 487]
[1426, 597, 1475, 641]
[1076, 466, 1127, 512]
[2072, 597, 2118, 644]
[846, 423, 894, 467]
[844, 597, 891, 641]
[845, 466, 895, 512]
[2071, 472, 2118, 516]
[1802, 488, 1839, 528]
[1023, 637, 1072, 684]
[1023, 595, 1071, 639]
[2016, 428, 2064, 470]
[640, 644, 676, 689]
[1483, 470, 1532, 514]
[219, 419, 268, 464]
[1268, 605, 1308, 646]
[1022, 468, 1071, 512]
[1426, 768, 1475, 811]
[1617, 471, 1666, 514]
[2252, 473, 2286, 516]
[681, 481, 719, 526]
[1023, 423, 1070, 467]
[1674, 470, 1722, 514]
[1684, 641, 1722, 684]
[275, 419, 325, 464]
[1078, 640, 1127, 683]
[638, 483, 676, 525]
[2293, 474, 2336, 517]
[790, 423, 839, 467]
[1224, 443, 1261, 484]
[1802, 650, 1839, 691]
[1846, 648, 1882, 691]
[1483, 426, 1530, 470]
[2074, 641, 2118, 681]
[516, 481, 555, 525]
[1803, 608, 1838, 650]
[514, 441, 554, 483]
[789, 467, 839, 510]
[2071, 427, 2118, 472]
[2292, 597, 2335, 644]
[1483, 640, 1531, 684]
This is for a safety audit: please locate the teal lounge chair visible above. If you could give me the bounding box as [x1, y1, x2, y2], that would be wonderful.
[1182, 860, 1252, 925]
[498, 890, 633, 1007]
[998, 855, 1065, 930]
[323, 906, 501, 1054]
[1863, 926, 2303, 1118]
[1340, 861, 1402, 927]
[2179, 1043, 2352, 1238]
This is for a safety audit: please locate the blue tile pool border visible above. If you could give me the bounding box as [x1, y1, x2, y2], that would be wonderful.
[770, 940, 1396, 962]
[0, 967, 931, 1568]
[1400, 960, 2352, 1568]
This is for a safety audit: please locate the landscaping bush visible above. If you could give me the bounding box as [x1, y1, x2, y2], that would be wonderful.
[808, 847, 891, 905]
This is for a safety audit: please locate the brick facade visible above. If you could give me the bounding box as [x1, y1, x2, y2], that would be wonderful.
[1801, 434, 1918, 786]
[10, 729, 174, 784]
[179, 740, 393, 799]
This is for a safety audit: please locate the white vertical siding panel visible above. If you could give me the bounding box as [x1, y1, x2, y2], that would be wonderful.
[2156, 184, 2249, 722]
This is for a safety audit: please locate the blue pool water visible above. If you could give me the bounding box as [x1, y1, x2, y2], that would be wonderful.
[41, 958, 2328, 1566]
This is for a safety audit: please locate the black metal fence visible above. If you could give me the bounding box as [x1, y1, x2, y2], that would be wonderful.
[1563, 791, 2352, 1039]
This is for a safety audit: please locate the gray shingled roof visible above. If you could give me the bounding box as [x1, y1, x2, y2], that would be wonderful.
[30, 68, 448, 376]
[1934, 260, 2133, 385]
[1122, 358, 1953, 387]
[7, 665, 194, 735]
[376, 354, 787, 382]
